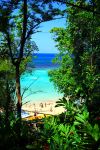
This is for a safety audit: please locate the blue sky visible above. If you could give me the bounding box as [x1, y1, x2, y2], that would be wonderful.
[32, 18, 66, 53]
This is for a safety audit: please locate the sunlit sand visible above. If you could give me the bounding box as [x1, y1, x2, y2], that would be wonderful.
[22, 100, 65, 117]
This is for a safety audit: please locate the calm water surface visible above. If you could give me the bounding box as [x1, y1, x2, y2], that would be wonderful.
[21, 53, 63, 103]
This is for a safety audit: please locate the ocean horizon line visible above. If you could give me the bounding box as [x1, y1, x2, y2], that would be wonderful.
[33, 52, 58, 54]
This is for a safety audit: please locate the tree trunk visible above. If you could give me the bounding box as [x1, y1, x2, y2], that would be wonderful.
[5, 80, 10, 129]
[16, 63, 22, 120]
[15, 63, 23, 150]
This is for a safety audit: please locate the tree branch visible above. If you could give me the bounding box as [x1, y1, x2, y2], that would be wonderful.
[5, 32, 16, 65]
[53, 0, 100, 15]
[19, 0, 27, 61]
[25, 16, 66, 42]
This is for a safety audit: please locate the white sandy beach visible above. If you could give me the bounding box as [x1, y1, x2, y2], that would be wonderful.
[22, 100, 65, 117]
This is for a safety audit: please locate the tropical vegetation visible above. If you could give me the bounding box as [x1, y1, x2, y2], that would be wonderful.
[0, 0, 100, 149]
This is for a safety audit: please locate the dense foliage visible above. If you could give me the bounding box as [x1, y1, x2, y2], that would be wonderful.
[49, 0, 100, 118]
[48, 0, 100, 149]
[0, 0, 100, 149]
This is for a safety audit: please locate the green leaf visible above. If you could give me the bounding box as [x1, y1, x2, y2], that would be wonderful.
[74, 121, 81, 126]
[26, 145, 34, 149]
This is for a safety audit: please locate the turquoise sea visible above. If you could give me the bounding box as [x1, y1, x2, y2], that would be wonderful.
[21, 53, 63, 104]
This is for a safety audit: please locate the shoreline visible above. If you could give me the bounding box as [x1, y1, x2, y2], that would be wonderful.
[22, 100, 65, 117]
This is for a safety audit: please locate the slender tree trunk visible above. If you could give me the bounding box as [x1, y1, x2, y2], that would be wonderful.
[15, 63, 23, 150]
[5, 79, 10, 129]
[16, 63, 22, 120]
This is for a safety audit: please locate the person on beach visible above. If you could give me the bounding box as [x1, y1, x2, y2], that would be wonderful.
[40, 103, 43, 108]
[34, 110, 37, 116]
[50, 106, 53, 112]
